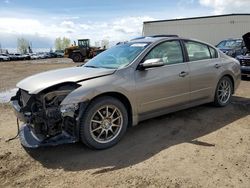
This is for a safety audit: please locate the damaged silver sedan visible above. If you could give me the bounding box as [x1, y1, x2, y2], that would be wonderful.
[11, 35, 241, 149]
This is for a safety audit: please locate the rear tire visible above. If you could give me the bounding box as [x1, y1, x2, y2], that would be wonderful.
[79, 96, 128, 149]
[213, 76, 233, 107]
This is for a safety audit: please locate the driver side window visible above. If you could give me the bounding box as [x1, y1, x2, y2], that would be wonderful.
[145, 40, 184, 65]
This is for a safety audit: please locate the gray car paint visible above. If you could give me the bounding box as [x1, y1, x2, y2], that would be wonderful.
[16, 37, 241, 126]
[17, 67, 115, 94]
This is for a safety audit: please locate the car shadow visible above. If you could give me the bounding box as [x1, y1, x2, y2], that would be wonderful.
[26, 96, 250, 173]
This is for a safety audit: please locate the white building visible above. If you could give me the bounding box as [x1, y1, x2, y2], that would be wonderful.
[143, 14, 250, 45]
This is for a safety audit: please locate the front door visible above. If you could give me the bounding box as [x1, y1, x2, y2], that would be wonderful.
[135, 40, 190, 116]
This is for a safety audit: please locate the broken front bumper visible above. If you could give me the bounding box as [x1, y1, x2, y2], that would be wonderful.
[11, 100, 78, 148]
[19, 124, 77, 148]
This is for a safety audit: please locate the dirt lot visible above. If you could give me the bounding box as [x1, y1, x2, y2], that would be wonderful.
[0, 59, 249, 188]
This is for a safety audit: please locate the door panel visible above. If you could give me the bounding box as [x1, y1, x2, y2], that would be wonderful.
[188, 59, 221, 101]
[135, 63, 190, 115]
[184, 40, 222, 101]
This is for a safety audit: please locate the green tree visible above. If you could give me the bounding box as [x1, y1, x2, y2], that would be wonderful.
[55, 37, 71, 51]
[17, 38, 29, 54]
[62, 37, 71, 49]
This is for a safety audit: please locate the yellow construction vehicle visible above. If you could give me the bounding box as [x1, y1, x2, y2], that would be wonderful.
[64, 39, 105, 62]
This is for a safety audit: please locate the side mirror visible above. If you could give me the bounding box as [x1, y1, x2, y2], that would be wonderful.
[139, 58, 164, 70]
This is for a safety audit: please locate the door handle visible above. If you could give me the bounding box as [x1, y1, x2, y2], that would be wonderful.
[179, 71, 189, 77]
[214, 64, 221, 69]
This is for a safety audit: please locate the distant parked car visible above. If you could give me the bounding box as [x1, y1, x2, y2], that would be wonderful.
[216, 38, 247, 57]
[54, 50, 64, 58]
[35, 53, 45, 59]
[14, 53, 23, 60]
[29, 52, 57, 60]
[27, 53, 39, 60]
[14, 53, 30, 60]
[22, 54, 31, 60]
[0, 54, 10, 61]
[8, 54, 18, 61]
[46, 52, 57, 58]
[236, 32, 250, 79]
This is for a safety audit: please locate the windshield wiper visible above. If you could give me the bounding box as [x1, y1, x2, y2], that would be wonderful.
[84, 65, 99, 68]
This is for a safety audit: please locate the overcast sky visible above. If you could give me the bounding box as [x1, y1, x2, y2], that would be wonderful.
[0, 0, 249, 48]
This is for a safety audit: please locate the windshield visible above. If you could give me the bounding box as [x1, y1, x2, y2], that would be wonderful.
[84, 42, 150, 69]
[217, 39, 242, 49]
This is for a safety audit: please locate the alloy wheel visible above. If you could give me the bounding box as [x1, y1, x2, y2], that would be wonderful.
[217, 79, 231, 104]
[89, 105, 123, 144]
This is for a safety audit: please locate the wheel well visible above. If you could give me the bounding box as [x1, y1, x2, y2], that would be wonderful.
[223, 74, 235, 94]
[90, 92, 133, 127]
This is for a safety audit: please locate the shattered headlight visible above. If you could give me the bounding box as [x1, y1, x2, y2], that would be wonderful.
[60, 103, 79, 117]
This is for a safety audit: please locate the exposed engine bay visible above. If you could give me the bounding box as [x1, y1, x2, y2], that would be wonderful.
[9, 65, 116, 148]
[11, 83, 84, 147]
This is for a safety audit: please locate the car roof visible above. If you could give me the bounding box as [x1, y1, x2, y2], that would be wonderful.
[130, 35, 207, 44]
[130, 36, 179, 43]
[129, 35, 217, 49]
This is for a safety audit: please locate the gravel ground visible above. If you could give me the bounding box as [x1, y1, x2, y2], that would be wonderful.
[0, 59, 249, 188]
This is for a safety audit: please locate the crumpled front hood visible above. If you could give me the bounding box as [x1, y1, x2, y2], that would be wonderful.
[17, 66, 115, 94]
[243, 32, 250, 52]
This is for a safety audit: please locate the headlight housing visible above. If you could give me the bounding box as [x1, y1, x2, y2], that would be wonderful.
[60, 103, 79, 117]
[241, 60, 246, 66]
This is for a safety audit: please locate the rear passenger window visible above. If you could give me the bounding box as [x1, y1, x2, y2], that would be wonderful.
[184, 41, 211, 61]
[209, 47, 218, 58]
[145, 40, 184, 65]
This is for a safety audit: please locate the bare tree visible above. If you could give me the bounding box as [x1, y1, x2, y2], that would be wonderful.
[55, 37, 71, 51]
[17, 38, 29, 54]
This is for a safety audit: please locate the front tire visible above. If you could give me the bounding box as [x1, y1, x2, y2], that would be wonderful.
[72, 53, 82, 62]
[213, 76, 233, 107]
[79, 96, 128, 149]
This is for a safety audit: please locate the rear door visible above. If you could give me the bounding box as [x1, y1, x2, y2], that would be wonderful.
[183, 40, 221, 101]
